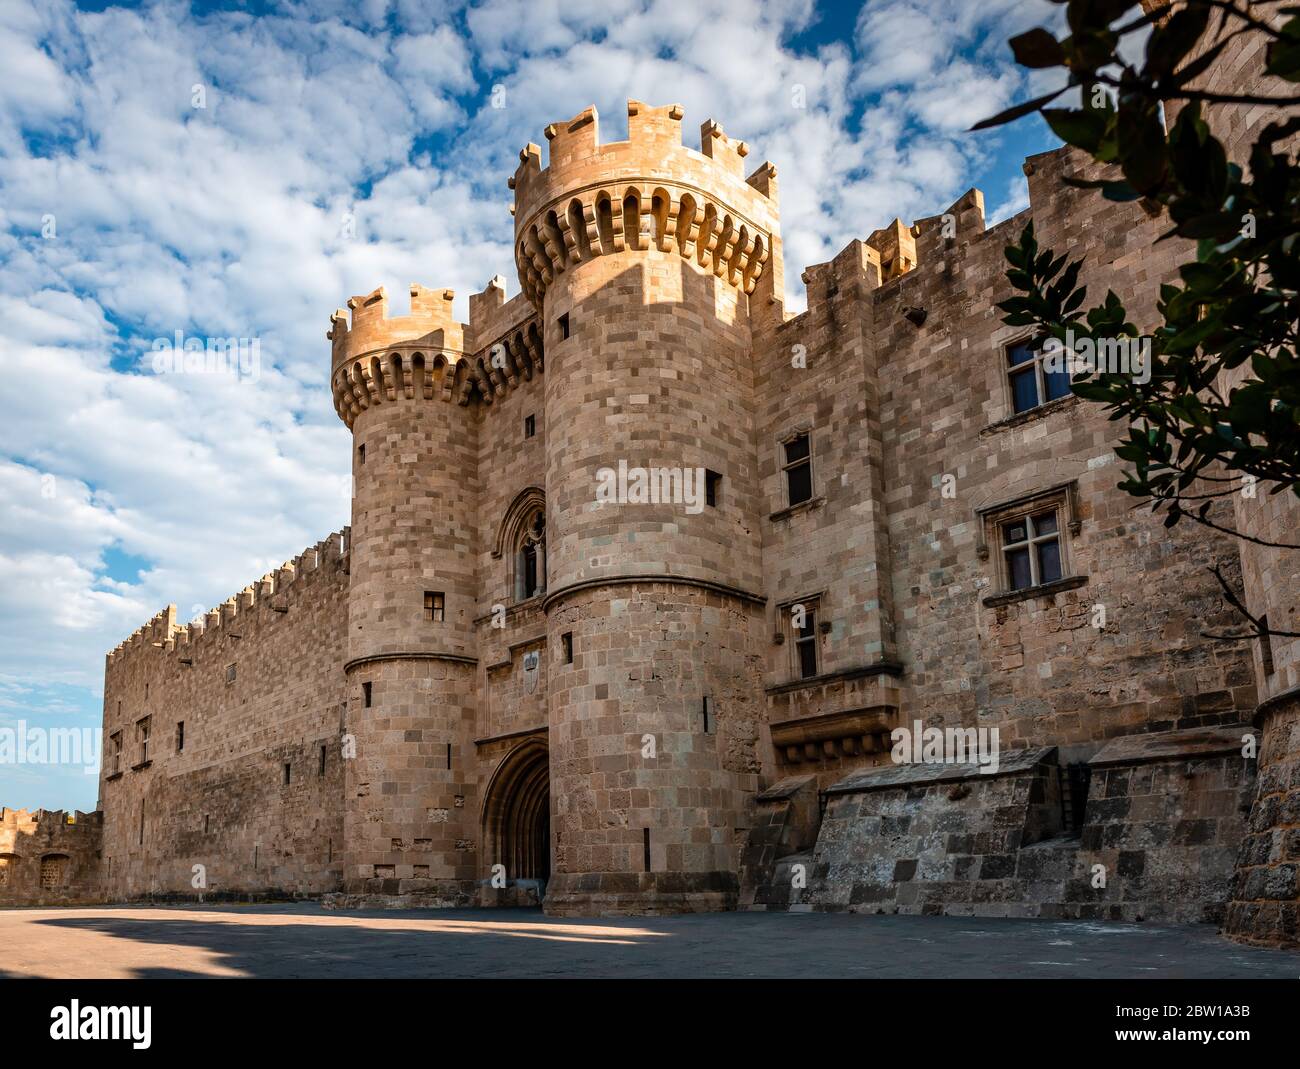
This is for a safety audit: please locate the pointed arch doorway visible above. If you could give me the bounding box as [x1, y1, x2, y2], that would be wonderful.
[482, 739, 551, 898]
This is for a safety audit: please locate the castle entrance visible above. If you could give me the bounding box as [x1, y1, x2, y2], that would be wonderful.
[482, 739, 551, 893]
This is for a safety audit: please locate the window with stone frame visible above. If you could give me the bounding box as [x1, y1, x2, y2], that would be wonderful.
[135, 716, 151, 766]
[109, 730, 123, 775]
[782, 432, 813, 507]
[1005, 335, 1070, 415]
[782, 596, 822, 680]
[977, 484, 1081, 598]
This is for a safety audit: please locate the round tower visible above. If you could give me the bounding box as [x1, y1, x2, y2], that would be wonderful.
[512, 101, 780, 913]
[328, 284, 481, 902]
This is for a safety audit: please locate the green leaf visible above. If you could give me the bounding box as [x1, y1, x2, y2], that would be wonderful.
[1009, 28, 1066, 69]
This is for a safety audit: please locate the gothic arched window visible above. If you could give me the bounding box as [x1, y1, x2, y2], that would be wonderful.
[516, 509, 546, 602]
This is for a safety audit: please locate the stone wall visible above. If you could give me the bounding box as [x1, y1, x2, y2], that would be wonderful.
[98, 532, 349, 901]
[770, 727, 1254, 923]
[0, 808, 102, 906]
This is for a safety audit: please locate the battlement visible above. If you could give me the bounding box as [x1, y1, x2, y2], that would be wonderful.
[329, 276, 545, 426]
[105, 528, 350, 667]
[510, 101, 781, 306]
[0, 807, 102, 829]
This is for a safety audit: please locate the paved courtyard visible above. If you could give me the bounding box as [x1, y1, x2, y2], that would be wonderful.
[1, 903, 1298, 978]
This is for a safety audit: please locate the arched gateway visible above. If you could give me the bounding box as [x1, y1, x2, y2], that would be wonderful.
[481, 740, 550, 897]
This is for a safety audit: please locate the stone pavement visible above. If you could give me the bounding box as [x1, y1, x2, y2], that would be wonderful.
[1, 903, 1299, 978]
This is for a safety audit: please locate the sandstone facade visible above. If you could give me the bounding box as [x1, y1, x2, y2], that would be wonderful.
[4, 25, 1290, 941]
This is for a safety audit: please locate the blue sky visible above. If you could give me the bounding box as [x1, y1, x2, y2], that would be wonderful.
[0, 0, 1066, 812]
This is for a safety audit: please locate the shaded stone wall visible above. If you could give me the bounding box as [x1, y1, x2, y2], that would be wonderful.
[0, 809, 102, 906]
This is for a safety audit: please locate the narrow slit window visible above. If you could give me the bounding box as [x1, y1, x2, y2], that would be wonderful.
[524, 414, 536, 439]
[175, 721, 184, 753]
[358, 443, 366, 465]
[283, 762, 292, 786]
[562, 631, 574, 664]
[363, 681, 372, 708]
[705, 470, 722, 508]
[557, 312, 570, 339]
[794, 606, 818, 679]
[1260, 616, 1275, 676]
[319, 744, 327, 776]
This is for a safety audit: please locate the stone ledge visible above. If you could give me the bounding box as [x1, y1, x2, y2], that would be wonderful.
[1089, 724, 1256, 769]
[982, 574, 1088, 608]
[825, 745, 1056, 796]
[755, 774, 818, 803]
[765, 660, 903, 696]
[979, 393, 1080, 437]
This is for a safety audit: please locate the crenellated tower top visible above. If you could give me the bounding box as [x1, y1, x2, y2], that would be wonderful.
[510, 100, 781, 307]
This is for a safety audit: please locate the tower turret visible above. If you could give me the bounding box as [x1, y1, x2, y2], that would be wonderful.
[328, 284, 482, 902]
[515, 101, 781, 913]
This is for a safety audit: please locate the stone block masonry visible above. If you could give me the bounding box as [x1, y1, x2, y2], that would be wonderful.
[16, 20, 1289, 940]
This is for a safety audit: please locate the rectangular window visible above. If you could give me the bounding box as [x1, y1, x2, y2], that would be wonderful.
[136, 717, 151, 766]
[176, 721, 185, 753]
[225, 663, 237, 684]
[702, 696, 713, 734]
[557, 312, 570, 339]
[424, 591, 445, 622]
[319, 744, 328, 777]
[283, 762, 292, 786]
[1001, 509, 1064, 591]
[562, 631, 574, 664]
[204, 814, 210, 835]
[363, 682, 372, 708]
[1006, 336, 1070, 415]
[783, 434, 813, 507]
[109, 731, 122, 775]
[705, 469, 721, 508]
[524, 414, 536, 438]
[1260, 616, 1275, 676]
[358, 443, 366, 465]
[784, 599, 820, 680]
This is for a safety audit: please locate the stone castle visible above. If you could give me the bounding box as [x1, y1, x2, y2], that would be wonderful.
[3, 16, 1296, 944]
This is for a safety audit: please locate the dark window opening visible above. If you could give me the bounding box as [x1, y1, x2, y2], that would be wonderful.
[424, 590, 445, 623]
[643, 828, 652, 872]
[1007, 337, 1069, 415]
[225, 663, 237, 684]
[319, 745, 327, 777]
[791, 604, 819, 680]
[705, 469, 721, 508]
[362, 681, 372, 708]
[522, 543, 539, 598]
[358, 443, 366, 465]
[1060, 763, 1092, 833]
[446, 742, 453, 770]
[783, 434, 812, 507]
[283, 762, 292, 785]
[204, 814, 210, 835]
[557, 312, 570, 339]
[176, 721, 184, 753]
[1001, 509, 1063, 591]
[702, 696, 712, 734]
[562, 631, 574, 664]
[1261, 616, 1275, 676]
[524, 414, 536, 439]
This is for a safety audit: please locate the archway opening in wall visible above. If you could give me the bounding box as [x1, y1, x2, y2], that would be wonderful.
[482, 739, 551, 895]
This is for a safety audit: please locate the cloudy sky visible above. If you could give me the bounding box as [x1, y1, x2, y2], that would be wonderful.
[0, 0, 1064, 811]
